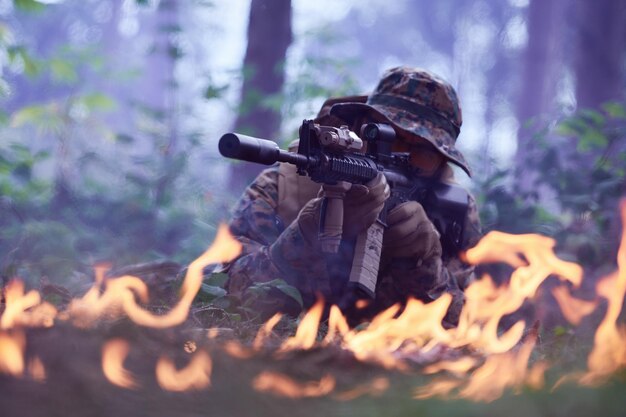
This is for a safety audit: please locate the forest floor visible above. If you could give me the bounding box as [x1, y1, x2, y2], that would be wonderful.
[2, 314, 626, 417]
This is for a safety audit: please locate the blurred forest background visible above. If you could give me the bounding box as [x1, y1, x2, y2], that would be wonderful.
[0, 0, 625, 288]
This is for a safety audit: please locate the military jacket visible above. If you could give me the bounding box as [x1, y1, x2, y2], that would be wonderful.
[223, 163, 482, 326]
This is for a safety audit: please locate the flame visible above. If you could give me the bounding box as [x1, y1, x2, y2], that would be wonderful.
[102, 339, 139, 389]
[457, 335, 538, 402]
[223, 340, 254, 359]
[580, 200, 626, 384]
[551, 286, 597, 325]
[66, 224, 241, 328]
[340, 296, 452, 369]
[253, 312, 283, 350]
[280, 297, 324, 351]
[3, 198, 626, 402]
[1, 280, 55, 329]
[415, 336, 540, 402]
[0, 331, 25, 376]
[156, 350, 213, 391]
[423, 357, 478, 377]
[414, 379, 462, 399]
[252, 371, 335, 398]
[27, 356, 46, 381]
[323, 305, 350, 344]
[335, 377, 389, 400]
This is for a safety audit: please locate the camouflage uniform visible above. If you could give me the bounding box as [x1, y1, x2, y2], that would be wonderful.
[223, 67, 482, 326]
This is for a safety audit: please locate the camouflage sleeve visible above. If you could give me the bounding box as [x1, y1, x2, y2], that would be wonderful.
[224, 167, 328, 311]
[374, 191, 482, 327]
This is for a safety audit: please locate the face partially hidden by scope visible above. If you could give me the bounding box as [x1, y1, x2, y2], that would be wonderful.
[350, 115, 446, 177]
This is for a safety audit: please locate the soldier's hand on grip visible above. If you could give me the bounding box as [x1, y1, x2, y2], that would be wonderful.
[383, 200, 442, 260]
[342, 172, 390, 239]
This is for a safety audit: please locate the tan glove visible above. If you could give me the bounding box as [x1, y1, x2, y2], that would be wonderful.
[383, 200, 442, 260]
[341, 173, 390, 239]
[296, 173, 389, 246]
[295, 197, 324, 248]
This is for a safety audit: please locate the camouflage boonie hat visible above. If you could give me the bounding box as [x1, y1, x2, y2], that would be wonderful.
[330, 67, 471, 176]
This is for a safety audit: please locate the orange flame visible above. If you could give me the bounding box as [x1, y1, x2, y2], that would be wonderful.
[252, 371, 335, 398]
[28, 356, 46, 382]
[280, 298, 324, 351]
[1, 280, 56, 329]
[415, 335, 540, 402]
[340, 296, 452, 369]
[223, 340, 254, 359]
[580, 199, 626, 384]
[323, 305, 350, 344]
[551, 286, 597, 325]
[102, 339, 139, 389]
[156, 350, 213, 391]
[0, 331, 25, 376]
[66, 224, 241, 328]
[253, 313, 283, 350]
[335, 377, 389, 401]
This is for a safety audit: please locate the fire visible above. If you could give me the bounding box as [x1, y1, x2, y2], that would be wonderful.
[102, 338, 139, 389]
[551, 286, 597, 325]
[280, 297, 324, 351]
[28, 356, 46, 381]
[156, 350, 213, 391]
[0, 331, 25, 376]
[580, 199, 626, 384]
[335, 377, 389, 401]
[1, 280, 56, 329]
[252, 371, 335, 398]
[2, 201, 626, 403]
[66, 224, 242, 329]
[253, 312, 283, 350]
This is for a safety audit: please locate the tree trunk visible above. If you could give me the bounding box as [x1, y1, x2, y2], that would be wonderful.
[574, 0, 626, 110]
[514, 0, 566, 195]
[229, 0, 292, 192]
[137, 0, 180, 205]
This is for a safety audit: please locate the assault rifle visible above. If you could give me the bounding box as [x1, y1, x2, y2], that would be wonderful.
[219, 120, 469, 302]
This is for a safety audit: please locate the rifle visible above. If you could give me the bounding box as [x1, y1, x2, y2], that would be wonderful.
[219, 120, 469, 303]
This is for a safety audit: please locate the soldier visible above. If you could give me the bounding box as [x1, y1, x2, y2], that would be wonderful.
[222, 67, 481, 327]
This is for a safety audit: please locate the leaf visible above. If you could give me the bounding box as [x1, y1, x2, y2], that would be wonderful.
[50, 58, 78, 84]
[274, 282, 304, 307]
[199, 283, 227, 299]
[579, 109, 605, 126]
[10, 104, 63, 133]
[248, 279, 303, 308]
[13, 0, 46, 12]
[553, 326, 569, 337]
[204, 272, 229, 288]
[578, 128, 608, 151]
[79, 93, 116, 111]
[602, 102, 626, 119]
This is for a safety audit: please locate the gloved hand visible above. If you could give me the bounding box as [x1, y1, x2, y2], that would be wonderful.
[341, 172, 390, 239]
[296, 173, 389, 247]
[383, 200, 442, 260]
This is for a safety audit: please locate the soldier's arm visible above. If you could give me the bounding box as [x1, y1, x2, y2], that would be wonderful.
[223, 167, 328, 313]
[375, 191, 482, 327]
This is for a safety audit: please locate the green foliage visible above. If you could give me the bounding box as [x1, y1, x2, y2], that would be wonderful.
[13, 0, 47, 12]
[246, 279, 304, 308]
[473, 102, 626, 269]
[196, 272, 304, 322]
